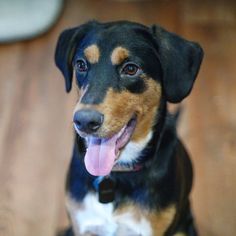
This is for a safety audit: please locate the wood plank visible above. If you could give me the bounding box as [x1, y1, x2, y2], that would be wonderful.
[179, 1, 236, 235]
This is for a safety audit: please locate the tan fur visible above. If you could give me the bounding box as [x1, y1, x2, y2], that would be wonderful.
[147, 205, 176, 236]
[84, 44, 100, 64]
[173, 233, 186, 236]
[115, 203, 176, 236]
[114, 203, 143, 222]
[111, 46, 129, 65]
[74, 77, 162, 142]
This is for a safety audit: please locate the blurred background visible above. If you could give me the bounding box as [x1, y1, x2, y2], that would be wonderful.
[0, 0, 236, 235]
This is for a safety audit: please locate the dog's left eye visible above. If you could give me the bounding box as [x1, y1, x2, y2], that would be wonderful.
[121, 63, 140, 76]
[75, 59, 88, 73]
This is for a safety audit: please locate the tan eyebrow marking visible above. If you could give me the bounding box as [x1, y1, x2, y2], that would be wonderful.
[111, 46, 129, 65]
[84, 44, 100, 64]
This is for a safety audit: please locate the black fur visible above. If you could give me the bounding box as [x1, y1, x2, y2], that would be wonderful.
[151, 25, 203, 103]
[55, 21, 203, 102]
[55, 20, 203, 236]
[55, 21, 96, 92]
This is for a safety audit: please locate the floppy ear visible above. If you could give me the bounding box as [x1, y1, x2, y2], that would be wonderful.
[151, 25, 204, 103]
[55, 21, 96, 92]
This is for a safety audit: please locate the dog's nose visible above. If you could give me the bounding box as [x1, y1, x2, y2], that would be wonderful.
[73, 109, 104, 134]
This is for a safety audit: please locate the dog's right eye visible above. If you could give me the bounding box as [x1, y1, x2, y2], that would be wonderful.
[120, 63, 141, 77]
[75, 59, 88, 73]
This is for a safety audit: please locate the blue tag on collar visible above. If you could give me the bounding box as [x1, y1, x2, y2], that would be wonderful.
[93, 176, 104, 191]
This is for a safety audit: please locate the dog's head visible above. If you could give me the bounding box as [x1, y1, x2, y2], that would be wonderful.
[55, 21, 203, 176]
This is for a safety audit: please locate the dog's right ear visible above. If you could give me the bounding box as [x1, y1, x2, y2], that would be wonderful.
[150, 25, 203, 103]
[55, 22, 96, 92]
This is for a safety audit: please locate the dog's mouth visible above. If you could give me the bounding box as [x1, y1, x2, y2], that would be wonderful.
[78, 116, 137, 176]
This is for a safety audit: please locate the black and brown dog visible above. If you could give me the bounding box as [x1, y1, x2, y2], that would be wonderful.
[55, 20, 203, 236]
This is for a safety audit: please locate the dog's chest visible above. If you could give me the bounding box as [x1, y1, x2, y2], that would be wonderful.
[67, 193, 153, 236]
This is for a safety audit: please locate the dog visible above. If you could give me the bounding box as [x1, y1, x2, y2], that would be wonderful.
[55, 20, 203, 236]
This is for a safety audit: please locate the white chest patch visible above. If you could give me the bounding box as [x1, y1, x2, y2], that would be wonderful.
[67, 193, 153, 236]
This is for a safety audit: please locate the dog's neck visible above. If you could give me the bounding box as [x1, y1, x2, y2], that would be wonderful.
[136, 99, 167, 167]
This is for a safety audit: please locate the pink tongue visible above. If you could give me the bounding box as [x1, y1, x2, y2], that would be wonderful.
[84, 134, 119, 176]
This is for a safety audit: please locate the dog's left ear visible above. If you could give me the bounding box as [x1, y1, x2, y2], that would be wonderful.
[151, 25, 204, 103]
[55, 21, 96, 92]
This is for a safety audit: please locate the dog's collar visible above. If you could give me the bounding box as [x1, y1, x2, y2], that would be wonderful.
[111, 162, 143, 172]
[93, 163, 143, 204]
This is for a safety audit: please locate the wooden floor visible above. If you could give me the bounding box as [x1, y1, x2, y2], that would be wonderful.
[0, 0, 236, 235]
